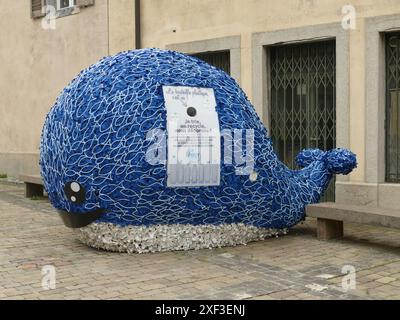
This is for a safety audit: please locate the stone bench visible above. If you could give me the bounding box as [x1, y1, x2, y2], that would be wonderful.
[306, 202, 400, 240]
[19, 174, 44, 198]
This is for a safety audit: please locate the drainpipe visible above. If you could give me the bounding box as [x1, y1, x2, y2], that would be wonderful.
[135, 0, 141, 49]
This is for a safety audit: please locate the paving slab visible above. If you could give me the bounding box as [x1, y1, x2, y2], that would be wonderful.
[0, 183, 399, 300]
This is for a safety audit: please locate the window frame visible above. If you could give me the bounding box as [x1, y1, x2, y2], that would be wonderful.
[31, 0, 94, 19]
[166, 36, 241, 85]
[365, 15, 400, 186]
[190, 50, 231, 75]
[385, 32, 400, 183]
[57, 0, 76, 11]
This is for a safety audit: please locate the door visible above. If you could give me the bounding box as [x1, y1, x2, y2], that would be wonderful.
[386, 33, 400, 183]
[192, 50, 231, 75]
[269, 40, 336, 201]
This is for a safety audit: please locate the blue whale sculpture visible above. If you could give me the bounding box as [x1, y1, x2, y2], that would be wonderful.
[40, 48, 356, 251]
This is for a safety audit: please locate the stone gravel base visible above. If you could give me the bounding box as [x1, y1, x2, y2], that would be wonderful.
[76, 222, 288, 254]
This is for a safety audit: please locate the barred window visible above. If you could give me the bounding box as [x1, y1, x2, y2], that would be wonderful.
[386, 33, 400, 183]
[269, 40, 336, 201]
[191, 51, 231, 75]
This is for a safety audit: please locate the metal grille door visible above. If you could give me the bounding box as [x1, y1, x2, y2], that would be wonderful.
[386, 33, 400, 183]
[192, 51, 231, 75]
[270, 40, 336, 201]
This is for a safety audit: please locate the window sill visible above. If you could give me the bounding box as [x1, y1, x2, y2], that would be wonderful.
[56, 5, 80, 19]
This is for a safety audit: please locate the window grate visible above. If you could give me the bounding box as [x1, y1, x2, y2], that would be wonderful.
[269, 40, 336, 201]
[191, 51, 231, 75]
[386, 33, 400, 183]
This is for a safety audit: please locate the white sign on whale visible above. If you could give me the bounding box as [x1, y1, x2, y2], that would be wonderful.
[163, 86, 221, 187]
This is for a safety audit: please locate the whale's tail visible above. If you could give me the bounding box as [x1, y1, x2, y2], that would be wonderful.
[296, 148, 357, 175]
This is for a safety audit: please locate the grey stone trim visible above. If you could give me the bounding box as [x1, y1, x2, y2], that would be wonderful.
[252, 23, 350, 182]
[166, 36, 241, 84]
[0, 153, 40, 178]
[365, 14, 400, 184]
[335, 181, 378, 207]
[336, 180, 400, 210]
[378, 183, 400, 209]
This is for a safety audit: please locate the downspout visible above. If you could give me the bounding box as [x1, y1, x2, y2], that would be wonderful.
[107, 0, 110, 55]
[135, 0, 141, 49]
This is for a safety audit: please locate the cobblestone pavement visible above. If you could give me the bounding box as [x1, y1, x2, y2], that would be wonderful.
[0, 182, 399, 300]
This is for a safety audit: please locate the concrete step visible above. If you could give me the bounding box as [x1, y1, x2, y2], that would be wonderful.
[19, 174, 44, 198]
[306, 202, 400, 240]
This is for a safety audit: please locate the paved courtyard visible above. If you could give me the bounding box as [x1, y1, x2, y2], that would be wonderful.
[0, 181, 399, 300]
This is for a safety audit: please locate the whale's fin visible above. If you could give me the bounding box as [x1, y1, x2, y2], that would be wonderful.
[296, 149, 325, 167]
[325, 148, 357, 175]
[296, 148, 357, 175]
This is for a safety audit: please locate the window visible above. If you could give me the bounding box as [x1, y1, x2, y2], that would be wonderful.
[269, 40, 336, 201]
[385, 33, 400, 183]
[57, 0, 76, 10]
[191, 51, 231, 75]
[31, 0, 95, 19]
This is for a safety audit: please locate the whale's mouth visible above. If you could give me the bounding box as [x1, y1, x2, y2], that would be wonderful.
[57, 208, 105, 228]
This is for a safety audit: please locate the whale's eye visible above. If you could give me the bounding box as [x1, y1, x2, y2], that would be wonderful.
[64, 181, 85, 204]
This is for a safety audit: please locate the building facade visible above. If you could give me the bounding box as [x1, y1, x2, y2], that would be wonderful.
[1, 0, 400, 209]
